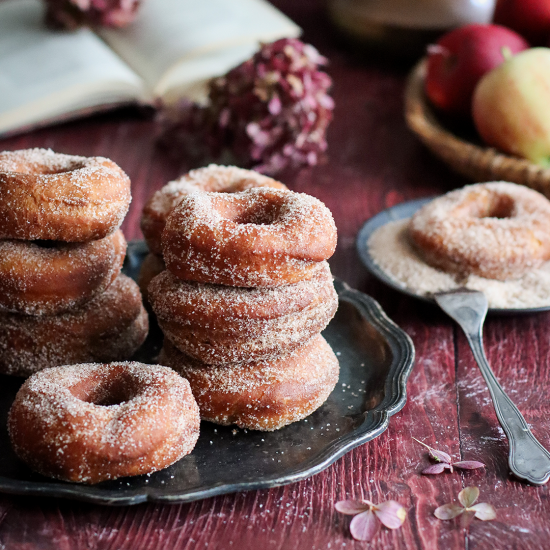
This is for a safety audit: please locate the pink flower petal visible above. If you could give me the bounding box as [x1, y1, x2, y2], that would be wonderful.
[374, 501, 407, 529]
[459, 487, 479, 508]
[350, 510, 380, 542]
[434, 503, 464, 520]
[430, 448, 452, 463]
[471, 503, 496, 521]
[453, 461, 485, 470]
[422, 463, 448, 475]
[334, 500, 371, 515]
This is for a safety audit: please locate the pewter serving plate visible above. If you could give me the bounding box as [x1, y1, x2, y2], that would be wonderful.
[356, 198, 550, 315]
[0, 242, 414, 505]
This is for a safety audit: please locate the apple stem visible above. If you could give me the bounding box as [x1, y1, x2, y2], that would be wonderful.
[501, 46, 513, 61]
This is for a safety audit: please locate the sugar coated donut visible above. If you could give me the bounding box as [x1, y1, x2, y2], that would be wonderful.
[409, 182, 550, 281]
[149, 262, 338, 364]
[0, 230, 126, 316]
[160, 334, 339, 431]
[0, 148, 131, 242]
[163, 187, 337, 287]
[0, 274, 148, 377]
[8, 362, 200, 484]
[141, 165, 287, 255]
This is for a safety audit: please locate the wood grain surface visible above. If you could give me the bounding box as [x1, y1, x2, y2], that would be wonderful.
[0, 1, 549, 548]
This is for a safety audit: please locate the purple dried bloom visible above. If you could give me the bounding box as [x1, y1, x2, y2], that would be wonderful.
[159, 38, 334, 175]
[413, 438, 485, 475]
[44, 0, 140, 29]
[434, 487, 496, 527]
[335, 498, 406, 542]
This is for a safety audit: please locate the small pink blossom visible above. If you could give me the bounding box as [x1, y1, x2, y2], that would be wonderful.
[413, 438, 485, 474]
[435, 487, 496, 528]
[335, 498, 406, 541]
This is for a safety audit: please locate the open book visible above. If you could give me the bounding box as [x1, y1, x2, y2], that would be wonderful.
[0, 0, 300, 137]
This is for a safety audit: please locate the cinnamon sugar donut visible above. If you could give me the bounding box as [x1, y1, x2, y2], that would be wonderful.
[8, 362, 200, 484]
[0, 230, 126, 316]
[0, 274, 148, 377]
[163, 188, 337, 287]
[141, 165, 287, 255]
[409, 182, 550, 281]
[0, 149, 131, 242]
[160, 335, 340, 431]
[149, 262, 338, 364]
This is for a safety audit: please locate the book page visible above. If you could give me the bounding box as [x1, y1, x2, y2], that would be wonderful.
[0, 0, 145, 135]
[97, 0, 300, 97]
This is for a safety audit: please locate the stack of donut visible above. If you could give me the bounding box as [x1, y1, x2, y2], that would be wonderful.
[144, 165, 340, 431]
[0, 148, 148, 377]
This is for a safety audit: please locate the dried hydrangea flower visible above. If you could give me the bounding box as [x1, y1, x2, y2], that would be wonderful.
[335, 498, 406, 541]
[44, 0, 141, 29]
[413, 438, 485, 474]
[435, 487, 496, 528]
[159, 38, 334, 175]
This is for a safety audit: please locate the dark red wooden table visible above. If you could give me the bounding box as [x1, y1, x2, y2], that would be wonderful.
[1, 1, 549, 548]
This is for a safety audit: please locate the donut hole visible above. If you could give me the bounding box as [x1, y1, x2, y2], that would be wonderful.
[224, 200, 283, 226]
[16, 160, 86, 175]
[466, 195, 515, 220]
[70, 374, 138, 407]
[33, 240, 59, 249]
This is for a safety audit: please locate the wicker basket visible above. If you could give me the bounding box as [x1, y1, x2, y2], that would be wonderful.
[404, 58, 550, 198]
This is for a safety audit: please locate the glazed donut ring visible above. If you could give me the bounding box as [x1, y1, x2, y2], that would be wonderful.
[0, 149, 131, 242]
[160, 334, 339, 431]
[141, 165, 287, 255]
[0, 230, 126, 316]
[163, 187, 337, 287]
[0, 274, 148, 377]
[409, 182, 550, 280]
[8, 362, 200, 484]
[149, 262, 338, 364]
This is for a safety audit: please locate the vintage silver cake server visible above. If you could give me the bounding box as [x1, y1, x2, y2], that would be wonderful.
[434, 288, 550, 485]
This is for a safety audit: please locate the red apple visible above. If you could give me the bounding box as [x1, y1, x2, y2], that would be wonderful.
[473, 48, 550, 167]
[493, 0, 550, 45]
[424, 24, 529, 116]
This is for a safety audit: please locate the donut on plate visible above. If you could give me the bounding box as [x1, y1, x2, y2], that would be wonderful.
[0, 274, 148, 377]
[0, 230, 126, 316]
[0, 148, 131, 242]
[141, 164, 287, 255]
[149, 262, 338, 364]
[160, 334, 340, 431]
[162, 187, 337, 287]
[8, 362, 200, 484]
[408, 181, 550, 281]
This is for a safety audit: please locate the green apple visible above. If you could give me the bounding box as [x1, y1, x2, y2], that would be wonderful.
[472, 47, 550, 167]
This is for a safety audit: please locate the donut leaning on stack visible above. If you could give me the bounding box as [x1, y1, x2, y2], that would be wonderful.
[146, 166, 340, 431]
[0, 149, 148, 377]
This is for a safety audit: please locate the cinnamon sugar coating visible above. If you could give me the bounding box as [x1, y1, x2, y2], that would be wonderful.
[0, 230, 126, 316]
[0, 149, 131, 242]
[8, 362, 200, 484]
[160, 335, 340, 431]
[141, 165, 287, 255]
[162, 187, 337, 287]
[0, 274, 148, 377]
[409, 182, 550, 281]
[149, 262, 338, 364]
